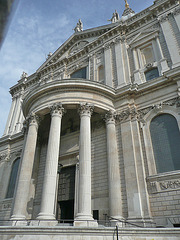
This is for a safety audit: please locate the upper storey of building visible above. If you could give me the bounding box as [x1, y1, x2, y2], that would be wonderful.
[2, 0, 180, 137]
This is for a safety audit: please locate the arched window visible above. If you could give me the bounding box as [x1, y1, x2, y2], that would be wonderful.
[6, 158, 20, 198]
[150, 114, 180, 173]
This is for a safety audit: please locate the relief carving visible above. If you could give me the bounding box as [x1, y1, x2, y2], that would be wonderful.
[160, 180, 180, 190]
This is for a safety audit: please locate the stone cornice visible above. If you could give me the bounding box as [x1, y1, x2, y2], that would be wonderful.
[22, 79, 115, 117]
[0, 132, 24, 146]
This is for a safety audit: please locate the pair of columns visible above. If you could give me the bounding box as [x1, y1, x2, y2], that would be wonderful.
[11, 103, 123, 225]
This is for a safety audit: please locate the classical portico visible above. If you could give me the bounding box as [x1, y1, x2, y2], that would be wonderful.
[10, 80, 122, 225]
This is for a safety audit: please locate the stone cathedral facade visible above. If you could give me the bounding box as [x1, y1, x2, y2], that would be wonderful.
[0, 0, 180, 239]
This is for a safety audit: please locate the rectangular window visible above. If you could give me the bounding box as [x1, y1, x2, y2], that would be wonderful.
[70, 67, 86, 79]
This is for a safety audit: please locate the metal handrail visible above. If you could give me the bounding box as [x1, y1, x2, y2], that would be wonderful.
[105, 215, 148, 228]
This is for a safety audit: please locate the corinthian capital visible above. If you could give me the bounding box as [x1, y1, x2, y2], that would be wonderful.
[50, 103, 65, 117]
[104, 110, 117, 124]
[78, 103, 94, 117]
[27, 112, 41, 126]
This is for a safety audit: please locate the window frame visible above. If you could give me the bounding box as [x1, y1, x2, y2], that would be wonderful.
[141, 105, 180, 176]
[150, 113, 180, 173]
[6, 157, 20, 199]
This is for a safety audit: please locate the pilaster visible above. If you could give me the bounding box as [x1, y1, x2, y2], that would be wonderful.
[118, 107, 152, 225]
[104, 43, 113, 87]
[158, 13, 180, 68]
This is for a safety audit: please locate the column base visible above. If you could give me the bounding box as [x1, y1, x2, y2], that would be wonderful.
[30, 220, 58, 226]
[74, 213, 98, 227]
[74, 220, 98, 227]
[10, 215, 27, 226]
[36, 212, 56, 220]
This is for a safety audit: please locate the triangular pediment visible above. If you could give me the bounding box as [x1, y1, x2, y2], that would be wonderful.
[36, 23, 117, 73]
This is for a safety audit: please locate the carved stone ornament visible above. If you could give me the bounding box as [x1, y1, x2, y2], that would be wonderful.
[137, 106, 153, 124]
[103, 43, 111, 50]
[173, 7, 180, 16]
[163, 97, 180, 108]
[117, 108, 131, 123]
[104, 110, 117, 124]
[147, 178, 180, 194]
[69, 40, 89, 56]
[50, 103, 65, 117]
[27, 112, 41, 126]
[158, 14, 169, 23]
[0, 152, 10, 162]
[136, 97, 180, 124]
[145, 62, 154, 70]
[21, 112, 41, 134]
[78, 103, 94, 117]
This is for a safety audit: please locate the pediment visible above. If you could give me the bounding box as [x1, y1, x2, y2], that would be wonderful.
[36, 23, 116, 73]
[68, 40, 89, 56]
[128, 28, 159, 47]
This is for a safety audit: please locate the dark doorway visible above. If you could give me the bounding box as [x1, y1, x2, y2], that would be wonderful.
[57, 200, 74, 222]
[56, 166, 75, 223]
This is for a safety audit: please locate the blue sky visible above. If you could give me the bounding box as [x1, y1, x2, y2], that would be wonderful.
[0, 0, 153, 136]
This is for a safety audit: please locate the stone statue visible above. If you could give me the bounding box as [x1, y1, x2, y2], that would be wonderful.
[21, 71, 28, 79]
[108, 10, 120, 23]
[73, 19, 83, 32]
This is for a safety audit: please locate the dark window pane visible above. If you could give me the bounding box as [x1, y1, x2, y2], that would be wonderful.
[70, 67, 86, 79]
[6, 158, 20, 198]
[150, 114, 180, 173]
[145, 68, 159, 81]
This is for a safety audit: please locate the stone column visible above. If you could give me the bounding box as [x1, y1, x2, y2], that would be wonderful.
[11, 112, 40, 221]
[74, 103, 97, 227]
[104, 111, 123, 220]
[37, 103, 64, 221]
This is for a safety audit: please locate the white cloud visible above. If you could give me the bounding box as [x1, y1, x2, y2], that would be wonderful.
[0, 0, 154, 136]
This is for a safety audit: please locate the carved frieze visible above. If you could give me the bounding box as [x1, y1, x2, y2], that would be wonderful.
[117, 108, 131, 123]
[163, 97, 180, 107]
[137, 106, 153, 123]
[147, 178, 180, 194]
[136, 97, 180, 124]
